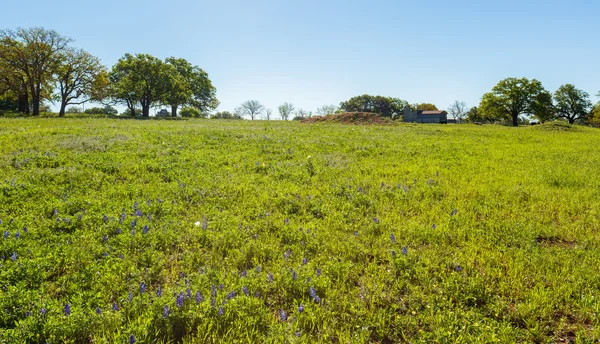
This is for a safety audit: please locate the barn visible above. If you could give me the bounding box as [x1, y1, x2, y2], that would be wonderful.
[403, 108, 448, 124]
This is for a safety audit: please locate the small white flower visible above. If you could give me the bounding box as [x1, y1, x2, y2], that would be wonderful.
[194, 221, 201, 227]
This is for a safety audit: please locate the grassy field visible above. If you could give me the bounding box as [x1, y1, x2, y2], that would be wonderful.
[0, 118, 599, 343]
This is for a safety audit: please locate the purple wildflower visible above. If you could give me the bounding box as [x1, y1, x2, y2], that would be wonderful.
[316, 268, 321, 277]
[381, 182, 385, 188]
[256, 266, 261, 273]
[414, 178, 417, 184]
[404, 186, 408, 192]
[195, 291, 203, 303]
[128, 291, 133, 302]
[241, 270, 247, 277]
[373, 217, 380, 223]
[309, 287, 321, 303]
[131, 218, 136, 229]
[218, 306, 224, 316]
[25, 311, 30, 317]
[129, 334, 136, 344]
[354, 231, 358, 236]
[117, 228, 122, 234]
[218, 284, 224, 290]
[390, 233, 396, 243]
[280, 310, 287, 321]
[163, 305, 169, 318]
[176, 292, 184, 307]
[432, 224, 436, 229]
[140, 282, 146, 294]
[455, 265, 462, 272]
[242, 286, 249, 296]
[284, 248, 291, 259]
[40, 308, 46, 315]
[284, 218, 289, 225]
[226, 291, 236, 300]
[64, 303, 71, 316]
[268, 273, 273, 282]
[392, 250, 397, 257]
[211, 285, 217, 297]
[102, 234, 108, 243]
[95, 307, 102, 315]
[186, 288, 192, 298]
[202, 216, 207, 230]
[103, 215, 108, 223]
[23, 226, 28, 233]
[112, 303, 119, 311]
[143, 225, 149, 234]
[156, 286, 162, 297]
[15, 231, 20, 239]
[3, 231, 8, 239]
[402, 246, 408, 255]
[298, 304, 304, 313]
[291, 269, 297, 280]
[302, 257, 308, 265]
[10, 252, 17, 261]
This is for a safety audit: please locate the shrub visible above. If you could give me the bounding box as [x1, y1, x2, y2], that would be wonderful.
[211, 111, 242, 120]
[180, 107, 204, 118]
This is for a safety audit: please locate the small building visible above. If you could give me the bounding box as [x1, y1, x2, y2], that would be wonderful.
[403, 108, 448, 124]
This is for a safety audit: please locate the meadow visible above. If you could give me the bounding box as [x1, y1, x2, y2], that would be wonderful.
[0, 118, 599, 343]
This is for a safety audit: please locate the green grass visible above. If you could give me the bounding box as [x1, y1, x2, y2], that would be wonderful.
[1, 118, 599, 343]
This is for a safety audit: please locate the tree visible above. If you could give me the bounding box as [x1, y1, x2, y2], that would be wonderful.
[109, 53, 173, 117]
[0, 45, 29, 113]
[552, 84, 592, 124]
[480, 77, 548, 126]
[411, 103, 438, 111]
[236, 100, 264, 120]
[278, 102, 294, 120]
[339, 95, 408, 118]
[316, 104, 337, 116]
[211, 111, 242, 120]
[295, 108, 308, 119]
[447, 101, 467, 123]
[0, 27, 72, 116]
[264, 108, 272, 120]
[55, 48, 105, 117]
[465, 106, 481, 123]
[163, 57, 218, 117]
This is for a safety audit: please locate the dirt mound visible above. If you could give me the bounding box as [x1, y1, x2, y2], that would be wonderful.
[301, 112, 394, 125]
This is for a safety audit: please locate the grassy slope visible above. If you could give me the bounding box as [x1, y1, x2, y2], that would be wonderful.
[0, 118, 599, 343]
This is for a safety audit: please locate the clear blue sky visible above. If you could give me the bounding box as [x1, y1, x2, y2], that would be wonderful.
[3, 0, 599, 115]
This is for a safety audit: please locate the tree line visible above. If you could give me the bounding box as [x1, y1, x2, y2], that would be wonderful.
[0, 27, 218, 117]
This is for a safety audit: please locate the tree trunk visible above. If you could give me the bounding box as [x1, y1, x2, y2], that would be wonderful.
[512, 113, 518, 126]
[17, 93, 29, 114]
[171, 104, 178, 117]
[59, 101, 67, 117]
[568, 118, 575, 124]
[142, 105, 150, 118]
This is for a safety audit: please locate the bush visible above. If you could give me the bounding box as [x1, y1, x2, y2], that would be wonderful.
[211, 111, 243, 120]
[180, 107, 204, 118]
[66, 106, 82, 114]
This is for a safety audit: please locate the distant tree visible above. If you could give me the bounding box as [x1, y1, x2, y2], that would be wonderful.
[466, 106, 482, 122]
[530, 91, 555, 123]
[163, 57, 218, 117]
[0, 45, 29, 113]
[411, 103, 438, 111]
[109, 53, 172, 117]
[0, 27, 72, 116]
[295, 108, 308, 119]
[180, 106, 204, 118]
[278, 102, 294, 120]
[235, 100, 264, 120]
[339, 95, 408, 118]
[587, 102, 600, 126]
[316, 104, 337, 116]
[211, 111, 242, 120]
[55, 48, 106, 117]
[480, 77, 548, 126]
[264, 108, 272, 120]
[552, 84, 592, 124]
[66, 106, 81, 113]
[447, 101, 467, 123]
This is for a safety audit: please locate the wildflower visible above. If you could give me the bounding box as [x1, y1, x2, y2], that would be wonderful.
[455, 265, 462, 272]
[202, 216, 207, 230]
[358, 187, 363, 193]
[163, 305, 169, 318]
[53, 208, 58, 216]
[392, 250, 397, 257]
[117, 228, 122, 234]
[226, 291, 236, 300]
[256, 266, 261, 273]
[186, 288, 192, 298]
[381, 182, 385, 188]
[133, 201, 138, 212]
[268, 273, 273, 282]
[280, 310, 287, 321]
[103, 215, 108, 223]
[218, 306, 224, 316]
[403, 186, 408, 192]
[309, 287, 321, 303]
[176, 292, 184, 307]
[131, 218, 136, 229]
[291, 269, 297, 280]
[390, 233, 396, 243]
[23, 226, 28, 233]
[414, 178, 417, 184]
[284, 218, 289, 225]
[373, 217, 380, 223]
[218, 284, 224, 290]
[295, 331, 302, 337]
[156, 286, 162, 297]
[78, 214, 83, 221]
[298, 304, 304, 313]
[25, 311, 30, 317]
[15, 231, 20, 239]
[95, 307, 102, 315]
[316, 268, 321, 277]
[3, 231, 8, 239]
[140, 282, 146, 294]
[10, 252, 17, 261]
[211, 285, 217, 297]
[402, 246, 408, 256]
[102, 234, 108, 243]
[242, 286, 249, 296]
[148, 214, 152, 221]
[241, 270, 247, 277]
[40, 308, 46, 315]
[302, 257, 308, 265]
[284, 248, 291, 259]
[432, 224, 436, 229]
[64, 303, 71, 316]
[143, 225, 149, 234]
[354, 231, 358, 236]
[112, 303, 119, 311]
[129, 334, 136, 344]
[195, 291, 203, 304]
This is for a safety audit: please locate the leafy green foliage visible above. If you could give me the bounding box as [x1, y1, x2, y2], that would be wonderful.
[411, 103, 438, 111]
[1, 118, 599, 342]
[553, 84, 592, 124]
[340, 95, 408, 119]
[179, 106, 204, 118]
[211, 111, 242, 119]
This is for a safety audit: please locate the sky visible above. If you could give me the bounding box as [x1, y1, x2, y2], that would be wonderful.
[3, 0, 600, 115]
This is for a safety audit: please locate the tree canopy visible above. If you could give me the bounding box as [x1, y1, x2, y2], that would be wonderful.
[339, 95, 408, 119]
[553, 84, 592, 124]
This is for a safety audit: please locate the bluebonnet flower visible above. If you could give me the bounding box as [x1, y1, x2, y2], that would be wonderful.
[53, 208, 58, 216]
[455, 265, 462, 272]
[242, 286, 249, 296]
[218, 284, 224, 290]
[103, 215, 108, 223]
[373, 217, 380, 223]
[392, 250, 397, 257]
[40, 308, 46, 315]
[135, 210, 142, 217]
[309, 287, 321, 303]
[381, 182, 385, 188]
[226, 291, 236, 300]
[414, 178, 417, 184]
[143, 225, 149, 234]
[268, 273, 273, 282]
[295, 331, 302, 337]
[202, 216, 207, 230]
[255, 291, 261, 298]
[102, 234, 108, 243]
[156, 286, 162, 297]
[64, 303, 71, 316]
[284, 249, 291, 259]
[432, 224, 436, 229]
[78, 214, 83, 221]
[25, 311, 30, 317]
[146, 200, 151, 206]
[128, 292, 133, 302]
[0, 219, 2, 225]
[279, 310, 287, 321]
[3, 231, 8, 239]
[358, 187, 363, 193]
[15, 231, 20, 239]
[291, 269, 297, 280]
[196, 291, 203, 303]
[211, 285, 216, 297]
[354, 231, 358, 236]
[306, 277, 311, 283]
[129, 334, 136, 344]
[302, 257, 308, 265]
[337, 258, 341, 263]
[163, 305, 169, 318]
[140, 282, 146, 294]
[390, 233, 396, 243]
[11, 252, 17, 261]
[402, 246, 408, 256]
[241, 270, 247, 277]
[23, 226, 28, 233]
[133, 201, 138, 212]
[218, 306, 224, 316]
[186, 288, 192, 298]
[148, 214, 152, 221]
[176, 292, 184, 307]
[256, 266, 261, 273]
[298, 304, 304, 313]
[131, 218, 137, 230]
[284, 218, 289, 225]
[404, 186, 408, 192]
[316, 268, 321, 277]
[112, 303, 119, 311]
[117, 228, 122, 234]
[95, 307, 101, 314]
